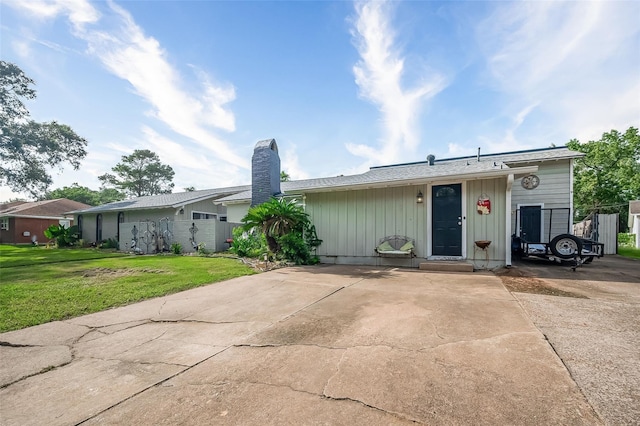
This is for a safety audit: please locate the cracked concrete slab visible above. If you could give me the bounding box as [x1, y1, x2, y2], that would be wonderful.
[248, 283, 533, 350]
[74, 321, 263, 366]
[0, 344, 71, 387]
[324, 334, 598, 424]
[0, 320, 89, 346]
[83, 380, 414, 425]
[169, 345, 346, 395]
[0, 265, 609, 424]
[0, 358, 184, 426]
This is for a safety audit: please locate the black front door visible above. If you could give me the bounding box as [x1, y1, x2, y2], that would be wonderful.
[432, 184, 462, 256]
[520, 206, 541, 242]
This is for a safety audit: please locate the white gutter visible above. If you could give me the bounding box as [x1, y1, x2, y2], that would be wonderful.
[569, 158, 574, 228]
[505, 174, 514, 267]
[299, 166, 539, 194]
[0, 214, 72, 220]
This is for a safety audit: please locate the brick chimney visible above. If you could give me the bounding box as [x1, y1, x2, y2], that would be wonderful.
[251, 139, 281, 206]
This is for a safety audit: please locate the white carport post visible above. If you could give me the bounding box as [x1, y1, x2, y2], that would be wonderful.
[505, 174, 514, 267]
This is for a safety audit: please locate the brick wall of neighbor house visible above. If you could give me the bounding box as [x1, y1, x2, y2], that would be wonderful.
[0, 217, 64, 244]
[511, 159, 573, 241]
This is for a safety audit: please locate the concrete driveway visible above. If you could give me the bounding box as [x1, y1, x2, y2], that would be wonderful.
[498, 255, 640, 425]
[1, 265, 599, 425]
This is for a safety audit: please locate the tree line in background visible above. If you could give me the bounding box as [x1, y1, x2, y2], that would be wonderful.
[2, 61, 639, 228]
[568, 126, 639, 231]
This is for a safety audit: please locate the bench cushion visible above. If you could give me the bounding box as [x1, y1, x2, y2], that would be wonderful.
[377, 241, 394, 252]
[399, 241, 414, 252]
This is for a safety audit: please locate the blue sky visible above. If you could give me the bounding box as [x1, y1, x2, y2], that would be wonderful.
[1, 0, 639, 201]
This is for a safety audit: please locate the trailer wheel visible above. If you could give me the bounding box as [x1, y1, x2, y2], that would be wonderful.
[550, 234, 583, 259]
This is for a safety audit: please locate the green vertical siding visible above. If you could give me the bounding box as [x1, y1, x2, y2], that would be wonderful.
[466, 178, 507, 264]
[306, 185, 427, 260]
[512, 160, 572, 241]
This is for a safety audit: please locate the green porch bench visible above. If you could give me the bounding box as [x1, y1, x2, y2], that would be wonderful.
[375, 235, 416, 259]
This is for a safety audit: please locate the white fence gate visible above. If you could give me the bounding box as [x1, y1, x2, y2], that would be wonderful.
[573, 213, 618, 255]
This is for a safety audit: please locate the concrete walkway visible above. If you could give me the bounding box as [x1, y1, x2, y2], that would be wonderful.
[0, 265, 600, 425]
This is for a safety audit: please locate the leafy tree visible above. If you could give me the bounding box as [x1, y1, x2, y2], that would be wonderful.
[568, 127, 640, 230]
[0, 61, 88, 198]
[45, 183, 124, 206]
[99, 149, 175, 197]
[184, 186, 196, 192]
[280, 171, 291, 182]
[240, 197, 321, 264]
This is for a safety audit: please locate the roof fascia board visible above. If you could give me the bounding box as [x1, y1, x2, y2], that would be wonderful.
[293, 165, 539, 194]
[1, 214, 71, 220]
[169, 193, 230, 208]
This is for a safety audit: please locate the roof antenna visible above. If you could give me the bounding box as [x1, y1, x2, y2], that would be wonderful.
[477, 147, 481, 162]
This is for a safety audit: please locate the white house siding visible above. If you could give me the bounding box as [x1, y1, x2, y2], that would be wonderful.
[305, 185, 427, 266]
[466, 178, 507, 269]
[511, 160, 573, 242]
[226, 203, 250, 224]
[633, 214, 640, 249]
[77, 199, 232, 251]
[78, 212, 119, 244]
[119, 219, 233, 254]
[180, 199, 228, 221]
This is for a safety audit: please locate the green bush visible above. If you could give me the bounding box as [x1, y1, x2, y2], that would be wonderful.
[238, 198, 323, 265]
[618, 233, 636, 247]
[100, 238, 118, 249]
[230, 227, 267, 258]
[197, 242, 210, 256]
[43, 224, 79, 247]
[170, 242, 182, 254]
[276, 223, 322, 265]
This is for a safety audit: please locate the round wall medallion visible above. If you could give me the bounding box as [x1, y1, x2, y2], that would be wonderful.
[521, 174, 540, 190]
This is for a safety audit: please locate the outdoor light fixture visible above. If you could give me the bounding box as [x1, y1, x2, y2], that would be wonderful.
[416, 190, 424, 204]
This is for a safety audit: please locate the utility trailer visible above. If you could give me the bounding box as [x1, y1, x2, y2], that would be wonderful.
[511, 207, 604, 270]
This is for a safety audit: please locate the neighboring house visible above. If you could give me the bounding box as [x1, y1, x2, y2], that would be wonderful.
[67, 187, 249, 253]
[73, 139, 583, 268]
[629, 200, 640, 249]
[0, 198, 90, 245]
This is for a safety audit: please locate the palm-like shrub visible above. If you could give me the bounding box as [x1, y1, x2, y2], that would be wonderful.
[240, 197, 322, 264]
[43, 224, 79, 247]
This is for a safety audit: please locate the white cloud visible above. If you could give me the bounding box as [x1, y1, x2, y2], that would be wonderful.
[6, 0, 99, 30]
[6, 0, 249, 171]
[281, 145, 310, 181]
[140, 126, 211, 172]
[476, 0, 640, 144]
[81, 1, 247, 168]
[348, 0, 446, 165]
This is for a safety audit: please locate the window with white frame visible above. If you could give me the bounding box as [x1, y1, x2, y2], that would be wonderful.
[192, 211, 217, 220]
[0, 217, 8, 230]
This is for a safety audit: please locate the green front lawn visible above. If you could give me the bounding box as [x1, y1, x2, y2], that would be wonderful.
[618, 246, 640, 259]
[0, 245, 256, 332]
[0, 244, 126, 267]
